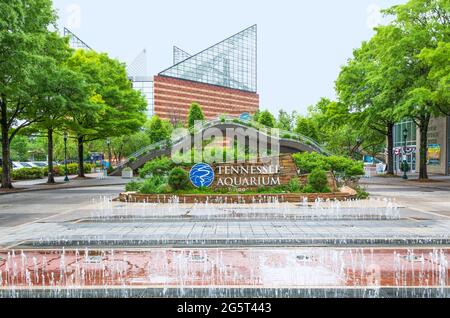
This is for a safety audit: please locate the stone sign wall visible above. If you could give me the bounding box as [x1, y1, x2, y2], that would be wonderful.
[199, 154, 297, 191]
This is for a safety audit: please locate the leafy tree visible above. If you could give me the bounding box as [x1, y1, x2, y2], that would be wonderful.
[0, 0, 63, 188]
[257, 110, 276, 128]
[377, 0, 450, 180]
[94, 132, 151, 164]
[336, 40, 397, 174]
[294, 116, 319, 141]
[65, 50, 147, 177]
[10, 135, 30, 161]
[187, 103, 205, 128]
[30, 50, 85, 183]
[144, 115, 173, 144]
[276, 110, 296, 131]
[418, 42, 450, 117]
[252, 110, 261, 122]
[305, 99, 362, 157]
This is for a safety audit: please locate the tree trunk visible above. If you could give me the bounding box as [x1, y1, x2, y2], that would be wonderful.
[77, 136, 85, 178]
[1, 97, 13, 189]
[386, 123, 394, 175]
[47, 128, 55, 184]
[419, 117, 430, 180]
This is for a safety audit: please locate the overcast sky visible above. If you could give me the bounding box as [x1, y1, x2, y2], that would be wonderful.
[52, 0, 406, 115]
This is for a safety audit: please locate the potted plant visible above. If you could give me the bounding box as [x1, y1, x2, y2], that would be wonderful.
[122, 167, 134, 179]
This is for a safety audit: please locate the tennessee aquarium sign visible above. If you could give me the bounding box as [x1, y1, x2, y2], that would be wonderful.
[189, 163, 215, 188]
[189, 162, 281, 189]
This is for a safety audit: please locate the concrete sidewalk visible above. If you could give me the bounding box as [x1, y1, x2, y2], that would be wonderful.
[0, 173, 130, 195]
[360, 174, 450, 188]
[361, 174, 450, 218]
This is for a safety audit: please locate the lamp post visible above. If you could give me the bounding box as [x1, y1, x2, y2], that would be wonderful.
[106, 138, 112, 170]
[63, 132, 70, 182]
[402, 128, 408, 180]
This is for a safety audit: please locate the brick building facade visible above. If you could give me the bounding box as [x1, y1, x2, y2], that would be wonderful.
[153, 75, 259, 122]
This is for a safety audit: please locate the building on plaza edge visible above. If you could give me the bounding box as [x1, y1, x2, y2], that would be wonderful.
[64, 25, 260, 123]
[153, 25, 259, 122]
[392, 116, 450, 176]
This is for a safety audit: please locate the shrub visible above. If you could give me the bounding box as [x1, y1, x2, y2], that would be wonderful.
[293, 153, 364, 185]
[139, 157, 174, 178]
[168, 167, 191, 191]
[287, 178, 302, 193]
[12, 168, 44, 180]
[292, 152, 331, 174]
[125, 181, 142, 192]
[128, 157, 137, 163]
[307, 169, 330, 193]
[355, 186, 369, 200]
[139, 176, 166, 194]
[327, 155, 364, 180]
[62, 163, 93, 175]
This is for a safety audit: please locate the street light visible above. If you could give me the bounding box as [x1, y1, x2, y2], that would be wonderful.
[106, 138, 112, 171]
[63, 132, 69, 182]
[402, 128, 408, 180]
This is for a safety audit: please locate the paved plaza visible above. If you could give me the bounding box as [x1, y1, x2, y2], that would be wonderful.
[0, 177, 449, 249]
[0, 176, 449, 297]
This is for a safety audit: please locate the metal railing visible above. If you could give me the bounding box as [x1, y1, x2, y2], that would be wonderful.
[115, 116, 330, 169]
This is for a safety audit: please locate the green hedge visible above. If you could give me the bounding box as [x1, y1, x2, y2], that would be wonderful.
[44, 163, 94, 176]
[0, 163, 95, 182]
[293, 152, 364, 183]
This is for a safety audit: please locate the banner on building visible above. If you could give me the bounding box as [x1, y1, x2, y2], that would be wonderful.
[427, 144, 441, 165]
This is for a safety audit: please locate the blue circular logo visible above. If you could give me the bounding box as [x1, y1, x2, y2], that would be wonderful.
[189, 163, 215, 188]
[239, 112, 252, 122]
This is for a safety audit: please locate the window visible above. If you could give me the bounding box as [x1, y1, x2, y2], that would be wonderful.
[394, 120, 416, 148]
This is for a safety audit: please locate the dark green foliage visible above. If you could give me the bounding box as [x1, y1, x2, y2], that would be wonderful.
[306, 169, 330, 193]
[287, 178, 302, 193]
[11, 168, 44, 181]
[257, 110, 276, 128]
[139, 157, 174, 178]
[295, 116, 319, 141]
[125, 181, 142, 192]
[188, 103, 205, 128]
[144, 115, 173, 144]
[168, 167, 191, 191]
[355, 186, 369, 199]
[139, 176, 166, 194]
[292, 152, 331, 174]
[293, 153, 364, 183]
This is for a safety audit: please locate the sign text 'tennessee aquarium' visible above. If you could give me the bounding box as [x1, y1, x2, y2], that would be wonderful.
[215, 164, 281, 188]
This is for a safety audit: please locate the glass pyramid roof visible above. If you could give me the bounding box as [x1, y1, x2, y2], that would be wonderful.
[160, 25, 257, 92]
[173, 46, 192, 65]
